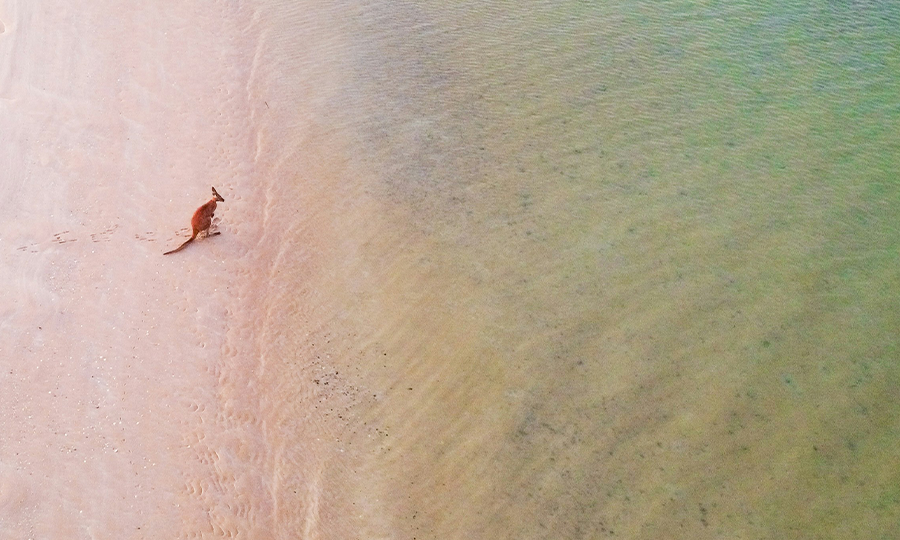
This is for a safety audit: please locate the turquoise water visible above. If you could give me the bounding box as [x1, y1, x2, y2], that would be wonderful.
[255, 1, 900, 537]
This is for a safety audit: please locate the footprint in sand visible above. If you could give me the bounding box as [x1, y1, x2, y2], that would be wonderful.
[52, 230, 77, 244]
[134, 231, 157, 242]
[90, 224, 118, 243]
[14, 224, 139, 252]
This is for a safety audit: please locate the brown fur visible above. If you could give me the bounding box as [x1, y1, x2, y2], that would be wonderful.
[164, 187, 225, 255]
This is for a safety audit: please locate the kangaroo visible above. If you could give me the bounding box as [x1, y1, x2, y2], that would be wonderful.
[163, 187, 225, 255]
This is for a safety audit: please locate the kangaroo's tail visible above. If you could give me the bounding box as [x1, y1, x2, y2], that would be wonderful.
[163, 236, 195, 255]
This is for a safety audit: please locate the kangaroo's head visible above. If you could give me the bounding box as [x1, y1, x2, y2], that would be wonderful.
[211, 186, 225, 203]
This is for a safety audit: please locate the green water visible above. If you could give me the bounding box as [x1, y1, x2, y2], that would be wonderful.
[259, 1, 900, 537]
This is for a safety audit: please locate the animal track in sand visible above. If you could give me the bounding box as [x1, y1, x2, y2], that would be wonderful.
[52, 230, 77, 244]
[12, 224, 174, 251]
[89, 224, 118, 242]
[134, 231, 156, 241]
[164, 225, 215, 245]
[188, 401, 208, 415]
[184, 477, 204, 497]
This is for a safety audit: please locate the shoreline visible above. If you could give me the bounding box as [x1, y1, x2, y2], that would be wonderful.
[2, 1, 897, 538]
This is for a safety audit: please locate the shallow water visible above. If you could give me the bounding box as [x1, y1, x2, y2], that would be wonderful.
[253, 1, 899, 538]
[1, 0, 898, 538]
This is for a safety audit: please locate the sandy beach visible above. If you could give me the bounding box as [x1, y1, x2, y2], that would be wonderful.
[0, 1, 272, 536]
[2, 1, 899, 539]
[0, 1, 411, 536]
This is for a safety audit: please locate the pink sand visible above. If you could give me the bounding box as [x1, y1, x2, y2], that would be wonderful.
[0, 2, 296, 536]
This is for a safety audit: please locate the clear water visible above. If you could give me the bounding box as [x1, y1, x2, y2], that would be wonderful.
[251, 1, 899, 538]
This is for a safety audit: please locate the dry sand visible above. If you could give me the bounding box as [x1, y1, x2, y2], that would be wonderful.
[0, 1, 278, 536]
